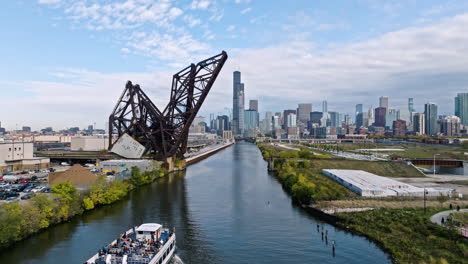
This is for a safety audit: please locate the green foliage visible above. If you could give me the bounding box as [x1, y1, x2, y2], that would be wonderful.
[87, 176, 129, 206]
[336, 208, 467, 264]
[275, 160, 355, 202]
[51, 181, 83, 220]
[0, 165, 169, 249]
[130, 166, 162, 187]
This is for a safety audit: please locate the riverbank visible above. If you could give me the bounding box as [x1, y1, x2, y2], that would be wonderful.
[0, 142, 236, 251]
[0, 166, 167, 250]
[257, 142, 468, 264]
[185, 141, 235, 165]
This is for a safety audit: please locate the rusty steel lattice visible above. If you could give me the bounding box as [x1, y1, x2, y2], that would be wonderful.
[109, 51, 228, 159]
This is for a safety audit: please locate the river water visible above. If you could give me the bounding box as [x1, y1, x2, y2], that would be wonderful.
[0, 142, 390, 263]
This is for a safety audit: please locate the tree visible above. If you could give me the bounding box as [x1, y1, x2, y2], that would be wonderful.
[51, 181, 82, 220]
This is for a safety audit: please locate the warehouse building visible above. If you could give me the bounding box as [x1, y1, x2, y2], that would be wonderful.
[322, 169, 453, 197]
[71, 135, 110, 151]
[0, 142, 49, 173]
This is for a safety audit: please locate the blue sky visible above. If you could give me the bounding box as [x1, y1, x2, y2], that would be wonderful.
[1, 0, 468, 130]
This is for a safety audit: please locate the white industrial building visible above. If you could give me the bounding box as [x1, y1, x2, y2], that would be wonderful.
[71, 135, 110, 151]
[322, 169, 453, 198]
[0, 142, 49, 173]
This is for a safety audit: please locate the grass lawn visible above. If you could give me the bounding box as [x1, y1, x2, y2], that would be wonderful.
[308, 159, 424, 178]
[336, 208, 468, 264]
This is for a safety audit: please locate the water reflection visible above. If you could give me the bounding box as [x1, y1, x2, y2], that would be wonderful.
[0, 142, 390, 264]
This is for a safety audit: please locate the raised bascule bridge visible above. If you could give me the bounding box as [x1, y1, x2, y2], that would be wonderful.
[108, 51, 228, 168]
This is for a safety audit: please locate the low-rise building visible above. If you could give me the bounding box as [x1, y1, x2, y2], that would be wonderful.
[0, 142, 49, 173]
[71, 135, 109, 151]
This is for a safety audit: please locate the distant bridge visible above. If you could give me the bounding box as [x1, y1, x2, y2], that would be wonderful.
[35, 151, 120, 162]
[409, 159, 464, 168]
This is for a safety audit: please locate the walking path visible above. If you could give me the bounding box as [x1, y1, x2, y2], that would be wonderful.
[430, 209, 468, 225]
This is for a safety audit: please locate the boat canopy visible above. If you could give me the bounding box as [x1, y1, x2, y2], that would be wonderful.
[136, 223, 162, 232]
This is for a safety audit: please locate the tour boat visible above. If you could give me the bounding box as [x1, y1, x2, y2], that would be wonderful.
[85, 223, 176, 264]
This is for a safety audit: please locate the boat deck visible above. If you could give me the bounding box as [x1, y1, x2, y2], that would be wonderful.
[92, 230, 173, 264]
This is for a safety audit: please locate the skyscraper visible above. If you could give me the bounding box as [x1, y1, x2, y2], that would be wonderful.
[374, 107, 387, 127]
[424, 103, 438, 136]
[385, 109, 397, 128]
[455, 93, 468, 126]
[232, 71, 245, 136]
[286, 113, 297, 128]
[264, 111, 272, 133]
[413, 113, 425, 135]
[322, 100, 328, 113]
[441, 116, 461, 136]
[408, 98, 415, 112]
[329, 111, 340, 127]
[244, 109, 259, 137]
[355, 104, 363, 116]
[297, 103, 312, 123]
[249, 99, 258, 112]
[310, 111, 323, 125]
[379, 96, 389, 109]
[283, 110, 296, 129]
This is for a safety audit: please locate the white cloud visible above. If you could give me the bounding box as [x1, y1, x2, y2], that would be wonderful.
[226, 25, 236, 31]
[240, 7, 251, 15]
[190, 0, 212, 10]
[234, 0, 251, 4]
[183, 15, 201, 27]
[38, 0, 61, 4]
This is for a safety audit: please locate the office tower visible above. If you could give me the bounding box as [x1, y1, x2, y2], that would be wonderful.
[374, 107, 387, 127]
[297, 103, 312, 123]
[441, 116, 461, 136]
[322, 101, 328, 113]
[385, 109, 397, 128]
[264, 112, 273, 133]
[397, 109, 411, 124]
[283, 110, 296, 129]
[310, 111, 323, 125]
[413, 113, 425, 135]
[424, 103, 438, 136]
[379, 96, 389, 109]
[232, 71, 245, 136]
[367, 106, 375, 126]
[393, 120, 407, 136]
[286, 113, 297, 128]
[244, 109, 259, 137]
[408, 98, 415, 112]
[355, 104, 363, 116]
[343, 114, 352, 126]
[329, 111, 340, 127]
[216, 115, 230, 136]
[455, 93, 468, 126]
[273, 115, 280, 130]
[249, 99, 258, 112]
[22, 126, 31, 132]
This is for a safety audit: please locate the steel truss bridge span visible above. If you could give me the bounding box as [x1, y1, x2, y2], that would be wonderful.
[108, 51, 228, 159]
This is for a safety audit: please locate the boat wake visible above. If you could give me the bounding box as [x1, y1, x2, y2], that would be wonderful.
[171, 254, 184, 264]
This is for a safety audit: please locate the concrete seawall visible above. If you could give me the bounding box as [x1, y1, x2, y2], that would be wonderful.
[185, 141, 235, 166]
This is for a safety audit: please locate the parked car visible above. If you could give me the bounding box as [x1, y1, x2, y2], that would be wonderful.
[106, 172, 115, 176]
[6, 196, 18, 202]
[90, 168, 100, 173]
[42, 187, 51, 193]
[23, 186, 34, 193]
[60, 162, 71, 166]
[0, 191, 19, 200]
[34, 169, 40, 173]
[48, 168, 56, 172]
[21, 193, 34, 200]
[31, 186, 45, 193]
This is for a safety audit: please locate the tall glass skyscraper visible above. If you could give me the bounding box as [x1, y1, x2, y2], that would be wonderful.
[232, 71, 245, 136]
[424, 103, 438, 136]
[455, 93, 468, 126]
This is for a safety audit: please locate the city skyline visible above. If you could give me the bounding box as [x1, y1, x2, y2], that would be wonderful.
[3, 1, 468, 129]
